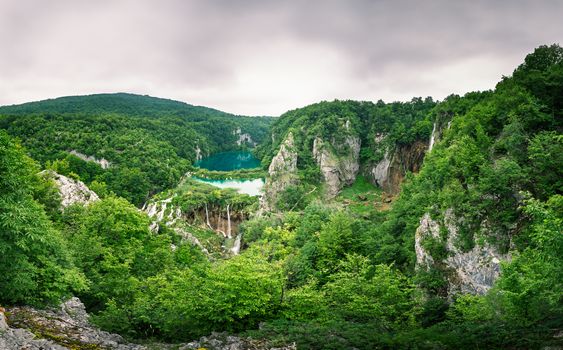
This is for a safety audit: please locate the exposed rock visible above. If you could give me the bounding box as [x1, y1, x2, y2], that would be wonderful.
[179, 332, 297, 350]
[233, 127, 257, 147]
[69, 150, 111, 169]
[2, 301, 296, 350]
[365, 134, 427, 194]
[4, 298, 144, 350]
[312, 135, 360, 198]
[0, 309, 8, 331]
[261, 132, 299, 211]
[41, 170, 100, 208]
[267, 132, 298, 175]
[174, 226, 211, 256]
[415, 210, 510, 296]
[414, 213, 441, 269]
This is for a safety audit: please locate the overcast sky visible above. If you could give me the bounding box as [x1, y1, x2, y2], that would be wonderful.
[1, 0, 561, 115]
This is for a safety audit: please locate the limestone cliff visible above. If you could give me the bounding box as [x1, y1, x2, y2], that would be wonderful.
[415, 210, 509, 296]
[312, 135, 360, 198]
[69, 150, 111, 169]
[41, 170, 99, 208]
[233, 127, 257, 147]
[261, 132, 299, 211]
[364, 134, 427, 194]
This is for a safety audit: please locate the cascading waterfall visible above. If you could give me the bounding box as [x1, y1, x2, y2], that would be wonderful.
[226, 203, 232, 238]
[205, 203, 212, 229]
[428, 122, 437, 151]
[230, 234, 242, 255]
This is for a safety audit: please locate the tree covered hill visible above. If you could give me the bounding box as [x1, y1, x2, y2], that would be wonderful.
[0, 92, 250, 119]
[0, 93, 274, 205]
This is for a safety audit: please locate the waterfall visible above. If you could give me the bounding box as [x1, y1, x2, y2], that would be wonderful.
[230, 234, 242, 255]
[226, 203, 232, 238]
[429, 122, 437, 152]
[205, 203, 212, 229]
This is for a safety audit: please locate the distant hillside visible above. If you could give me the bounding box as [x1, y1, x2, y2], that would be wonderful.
[0, 93, 274, 205]
[0, 92, 238, 119]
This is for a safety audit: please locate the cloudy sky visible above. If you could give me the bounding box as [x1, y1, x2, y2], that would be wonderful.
[1, 0, 562, 115]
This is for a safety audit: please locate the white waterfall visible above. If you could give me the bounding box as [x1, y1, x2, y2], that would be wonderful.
[429, 122, 437, 152]
[230, 234, 242, 255]
[205, 203, 212, 229]
[226, 203, 232, 239]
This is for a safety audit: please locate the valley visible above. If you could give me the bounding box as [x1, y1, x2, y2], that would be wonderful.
[0, 45, 562, 350]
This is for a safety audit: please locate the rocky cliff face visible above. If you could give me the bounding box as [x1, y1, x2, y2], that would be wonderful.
[415, 210, 509, 296]
[312, 135, 361, 198]
[41, 170, 99, 208]
[261, 132, 299, 211]
[365, 134, 427, 194]
[233, 127, 257, 147]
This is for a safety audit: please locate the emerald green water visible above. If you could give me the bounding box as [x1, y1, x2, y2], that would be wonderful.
[193, 151, 264, 196]
[194, 151, 261, 171]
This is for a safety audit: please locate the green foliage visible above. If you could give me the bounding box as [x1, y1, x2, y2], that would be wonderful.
[0, 131, 86, 305]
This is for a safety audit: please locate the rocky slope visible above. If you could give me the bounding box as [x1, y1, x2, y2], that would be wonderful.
[363, 134, 427, 194]
[312, 134, 361, 198]
[41, 170, 100, 208]
[415, 210, 510, 296]
[261, 132, 299, 211]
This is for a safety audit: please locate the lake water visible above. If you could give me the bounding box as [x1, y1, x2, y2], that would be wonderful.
[194, 151, 264, 196]
[195, 151, 261, 171]
[193, 177, 264, 196]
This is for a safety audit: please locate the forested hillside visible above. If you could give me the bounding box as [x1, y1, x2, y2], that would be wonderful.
[0, 45, 561, 350]
[0, 93, 273, 205]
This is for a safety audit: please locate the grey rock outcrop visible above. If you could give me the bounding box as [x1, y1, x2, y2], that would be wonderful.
[261, 132, 299, 211]
[69, 150, 111, 169]
[3, 298, 144, 350]
[179, 332, 296, 350]
[233, 127, 257, 147]
[312, 135, 360, 198]
[415, 210, 509, 296]
[365, 134, 427, 194]
[42, 170, 100, 208]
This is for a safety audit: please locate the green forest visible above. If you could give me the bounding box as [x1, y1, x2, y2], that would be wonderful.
[0, 45, 562, 349]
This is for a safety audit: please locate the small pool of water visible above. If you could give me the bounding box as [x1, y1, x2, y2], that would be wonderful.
[193, 177, 264, 196]
[195, 151, 261, 171]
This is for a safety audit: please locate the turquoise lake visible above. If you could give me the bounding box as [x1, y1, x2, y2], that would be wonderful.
[194, 151, 264, 196]
[194, 151, 261, 171]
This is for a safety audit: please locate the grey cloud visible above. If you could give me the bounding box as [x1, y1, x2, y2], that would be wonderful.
[0, 0, 561, 115]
